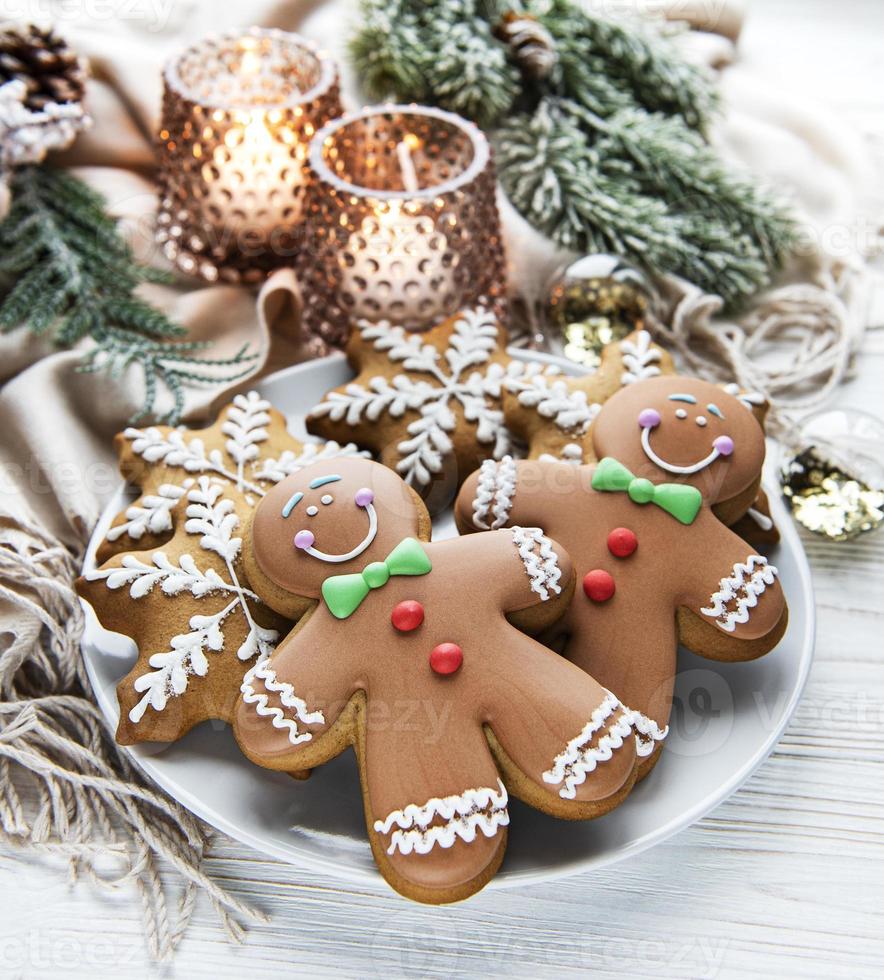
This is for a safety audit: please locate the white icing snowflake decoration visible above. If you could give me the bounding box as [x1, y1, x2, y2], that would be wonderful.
[88, 477, 277, 723]
[310, 309, 550, 487]
[89, 391, 368, 724]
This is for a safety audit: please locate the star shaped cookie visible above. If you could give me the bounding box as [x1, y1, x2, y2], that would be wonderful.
[78, 391, 366, 744]
[306, 307, 550, 512]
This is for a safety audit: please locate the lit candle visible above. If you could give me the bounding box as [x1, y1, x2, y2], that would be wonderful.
[208, 110, 302, 240]
[156, 27, 341, 283]
[298, 104, 507, 351]
[335, 135, 456, 324]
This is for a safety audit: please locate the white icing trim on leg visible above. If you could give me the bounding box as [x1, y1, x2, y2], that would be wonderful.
[542, 694, 631, 799]
[700, 556, 778, 633]
[472, 456, 517, 530]
[510, 526, 562, 601]
[543, 693, 669, 798]
[621, 705, 669, 758]
[374, 779, 510, 856]
[240, 661, 325, 745]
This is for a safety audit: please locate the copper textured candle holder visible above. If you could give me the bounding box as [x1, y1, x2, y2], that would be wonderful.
[297, 104, 508, 351]
[156, 27, 342, 283]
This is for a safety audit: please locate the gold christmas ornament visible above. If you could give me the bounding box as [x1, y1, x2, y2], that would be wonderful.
[544, 254, 656, 369]
[781, 410, 884, 541]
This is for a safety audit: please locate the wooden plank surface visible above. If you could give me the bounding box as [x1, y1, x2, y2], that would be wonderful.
[1, 0, 883, 976]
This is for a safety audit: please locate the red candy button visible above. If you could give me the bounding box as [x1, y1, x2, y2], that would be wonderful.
[391, 600, 424, 632]
[430, 642, 463, 675]
[607, 527, 638, 558]
[583, 569, 615, 602]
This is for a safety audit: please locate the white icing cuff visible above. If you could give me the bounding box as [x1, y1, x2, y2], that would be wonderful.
[374, 779, 509, 856]
[543, 694, 669, 798]
[511, 526, 562, 601]
[472, 456, 517, 530]
[240, 661, 325, 745]
[700, 555, 778, 633]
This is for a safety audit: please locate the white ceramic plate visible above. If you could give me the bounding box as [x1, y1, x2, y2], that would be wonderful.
[80, 352, 815, 891]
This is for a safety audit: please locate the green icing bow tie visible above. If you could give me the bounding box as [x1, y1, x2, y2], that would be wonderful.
[321, 537, 432, 620]
[592, 457, 702, 525]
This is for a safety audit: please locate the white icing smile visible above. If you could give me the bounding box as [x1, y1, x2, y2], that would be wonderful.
[293, 488, 378, 563]
[640, 426, 724, 475]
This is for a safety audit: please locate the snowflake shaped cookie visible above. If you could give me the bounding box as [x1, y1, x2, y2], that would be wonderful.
[306, 308, 550, 511]
[77, 391, 367, 744]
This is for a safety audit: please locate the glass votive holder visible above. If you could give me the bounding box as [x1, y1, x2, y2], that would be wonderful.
[297, 104, 508, 351]
[156, 27, 342, 284]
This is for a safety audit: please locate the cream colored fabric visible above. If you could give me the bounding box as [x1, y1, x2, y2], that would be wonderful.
[0, 0, 879, 959]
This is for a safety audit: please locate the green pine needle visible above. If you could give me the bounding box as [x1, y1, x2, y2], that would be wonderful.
[349, 0, 796, 307]
[347, 3, 431, 104]
[78, 333, 258, 425]
[0, 165, 258, 424]
[495, 99, 786, 307]
[351, 0, 520, 128]
[539, 0, 719, 130]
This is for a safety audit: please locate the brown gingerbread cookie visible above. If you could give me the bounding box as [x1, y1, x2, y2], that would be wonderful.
[77, 391, 366, 744]
[504, 329, 778, 546]
[456, 376, 789, 778]
[233, 457, 646, 904]
[305, 306, 553, 513]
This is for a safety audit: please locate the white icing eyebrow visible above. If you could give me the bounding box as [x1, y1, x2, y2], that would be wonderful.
[668, 393, 696, 404]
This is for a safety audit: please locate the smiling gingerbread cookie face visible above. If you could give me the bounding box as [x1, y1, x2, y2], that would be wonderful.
[246, 458, 430, 613]
[592, 377, 766, 505]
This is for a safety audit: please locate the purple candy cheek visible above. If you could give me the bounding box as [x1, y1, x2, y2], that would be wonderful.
[714, 435, 735, 456]
[638, 408, 661, 429]
[294, 529, 315, 550]
[355, 487, 374, 507]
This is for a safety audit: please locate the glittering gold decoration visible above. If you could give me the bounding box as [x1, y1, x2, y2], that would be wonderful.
[782, 448, 884, 541]
[545, 254, 654, 369]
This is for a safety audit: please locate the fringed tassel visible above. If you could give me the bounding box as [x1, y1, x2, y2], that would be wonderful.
[0, 511, 268, 959]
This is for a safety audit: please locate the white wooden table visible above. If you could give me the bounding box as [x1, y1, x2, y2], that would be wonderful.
[1, 1, 882, 976]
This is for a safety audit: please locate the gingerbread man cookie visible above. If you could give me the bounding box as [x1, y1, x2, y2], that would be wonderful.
[456, 376, 789, 778]
[233, 458, 646, 904]
[504, 329, 779, 546]
[306, 306, 551, 513]
[77, 391, 366, 744]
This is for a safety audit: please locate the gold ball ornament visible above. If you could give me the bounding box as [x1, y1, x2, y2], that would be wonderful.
[544, 254, 656, 369]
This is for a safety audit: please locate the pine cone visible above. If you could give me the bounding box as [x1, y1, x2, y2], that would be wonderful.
[494, 11, 557, 82]
[0, 23, 87, 111]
